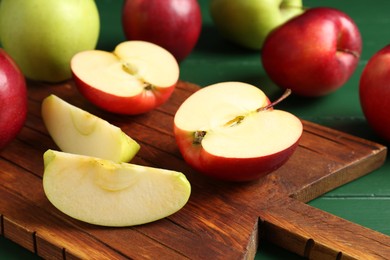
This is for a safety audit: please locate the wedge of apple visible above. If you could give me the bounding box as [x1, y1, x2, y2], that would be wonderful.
[173, 82, 303, 182]
[41, 95, 140, 163]
[71, 40, 180, 115]
[43, 150, 191, 227]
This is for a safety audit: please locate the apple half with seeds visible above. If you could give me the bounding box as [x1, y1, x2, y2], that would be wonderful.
[174, 82, 303, 182]
[71, 40, 180, 115]
[43, 150, 191, 226]
[42, 95, 140, 163]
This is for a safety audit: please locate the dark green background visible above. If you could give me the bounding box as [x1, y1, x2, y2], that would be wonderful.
[1, 0, 389, 259]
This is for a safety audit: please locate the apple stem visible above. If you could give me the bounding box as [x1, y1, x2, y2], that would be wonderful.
[257, 88, 292, 112]
[338, 48, 360, 59]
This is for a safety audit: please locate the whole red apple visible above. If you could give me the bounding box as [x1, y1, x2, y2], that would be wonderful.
[359, 45, 390, 143]
[261, 7, 362, 97]
[121, 0, 202, 62]
[0, 49, 28, 149]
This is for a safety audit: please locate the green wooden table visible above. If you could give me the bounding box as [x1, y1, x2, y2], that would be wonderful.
[1, 0, 389, 259]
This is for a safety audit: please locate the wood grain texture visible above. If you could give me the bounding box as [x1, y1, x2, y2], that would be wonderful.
[0, 80, 388, 259]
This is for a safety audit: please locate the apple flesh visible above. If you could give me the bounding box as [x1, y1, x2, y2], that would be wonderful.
[209, 0, 304, 50]
[41, 95, 140, 163]
[261, 7, 362, 97]
[43, 150, 191, 227]
[173, 82, 303, 182]
[360, 45, 390, 143]
[0, 49, 28, 150]
[122, 0, 202, 62]
[71, 41, 179, 115]
[0, 0, 99, 83]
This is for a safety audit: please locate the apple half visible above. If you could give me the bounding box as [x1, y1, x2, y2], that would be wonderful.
[41, 95, 140, 163]
[43, 150, 191, 227]
[173, 82, 303, 182]
[71, 41, 180, 115]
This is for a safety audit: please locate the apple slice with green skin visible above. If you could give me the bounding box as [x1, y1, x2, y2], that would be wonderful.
[43, 149, 191, 227]
[71, 40, 180, 115]
[41, 94, 140, 163]
[174, 82, 303, 182]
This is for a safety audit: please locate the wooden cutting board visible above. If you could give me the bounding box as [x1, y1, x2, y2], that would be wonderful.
[1, 80, 389, 259]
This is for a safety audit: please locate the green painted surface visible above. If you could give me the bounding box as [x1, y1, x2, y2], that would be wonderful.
[1, 0, 389, 259]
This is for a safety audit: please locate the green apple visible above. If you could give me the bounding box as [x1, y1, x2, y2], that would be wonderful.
[41, 95, 140, 163]
[209, 0, 304, 50]
[0, 0, 100, 83]
[43, 150, 191, 227]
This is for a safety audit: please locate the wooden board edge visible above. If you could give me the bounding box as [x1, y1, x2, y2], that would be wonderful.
[292, 143, 387, 202]
[260, 198, 390, 259]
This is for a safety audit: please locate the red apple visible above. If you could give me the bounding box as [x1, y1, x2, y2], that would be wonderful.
[121, 0, 202, 62]
[261, 7, 362, 97]
[0, 49, 28, 149]
[173, 82, 303, 182]
[359, 45, 390, 143]
[71, 41, 179, 115]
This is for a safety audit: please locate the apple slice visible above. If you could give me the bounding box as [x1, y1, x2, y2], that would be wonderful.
[43, 150, 191, 226]
[173, 82, 303, 182]
[71, 40, 180, 115]
[41, 94, 140, 163]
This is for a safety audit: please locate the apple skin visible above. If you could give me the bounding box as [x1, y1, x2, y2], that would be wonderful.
[0, 0, 99, 83]
[173, 82, 302, 182]
[359, 45, 390, 143]
[209, 0, 304, 50]
[122, 0, 202, 62]
[71, 41, 179, 115]
[261, 7, 362, 97]
[74, 78, 176, 115]
[43, 149, 191, 227]
[41, 95, 140, 163]
[174, 127, 300, 182]
[0, 49, 28, 150]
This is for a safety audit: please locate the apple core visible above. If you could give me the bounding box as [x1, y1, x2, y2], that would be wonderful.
[174, 82, 303, 182]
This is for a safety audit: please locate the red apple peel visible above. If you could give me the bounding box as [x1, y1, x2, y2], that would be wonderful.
[174, 82, 302, 182]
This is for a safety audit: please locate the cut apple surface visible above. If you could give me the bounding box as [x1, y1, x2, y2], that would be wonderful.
[43, 150, 191, 227]
[41, 95, 140, 163]
[71, 40, 180, 115]
[174, 82, 303, 182]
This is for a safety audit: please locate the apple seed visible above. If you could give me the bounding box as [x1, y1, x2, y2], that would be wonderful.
[122, 61, 138, 75]
[122, 61, 155, 90]
[224, 115, 245, 127]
